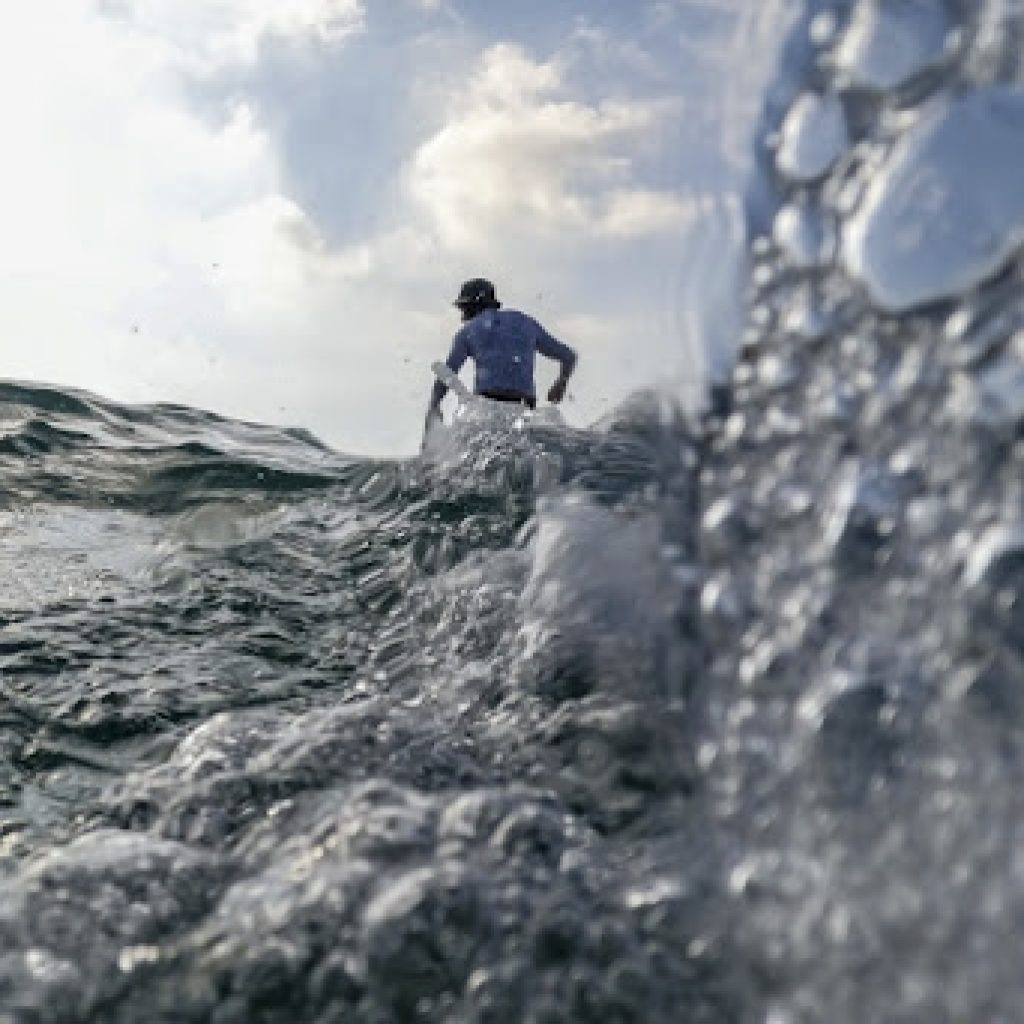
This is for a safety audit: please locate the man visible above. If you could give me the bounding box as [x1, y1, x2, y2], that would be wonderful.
[424, 278, 577, 433]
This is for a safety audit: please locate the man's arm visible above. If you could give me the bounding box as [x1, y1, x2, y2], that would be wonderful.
[425, 332, 470, 429]
[536, 325, 576, 404]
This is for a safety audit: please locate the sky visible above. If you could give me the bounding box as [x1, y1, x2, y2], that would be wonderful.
[0, 0, 797, 456]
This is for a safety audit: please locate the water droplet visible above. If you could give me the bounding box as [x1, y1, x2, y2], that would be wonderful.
[906, 497, 942, 537]
[750, 302, 772, 328]
[773, 201, 834, 270]
[700, 575, 744, 625]
[766, 405, 805, 437]
[845, 88, 1024, 311]
[775, 483, 814, 519]
[943, 304, 1019, 368]
[776, 92, 849, 182]
[963, 522, 1024, 653]
[783, 289, 832, 342]
[834, 0, 951, 92]
[809, 11, 838, 47]
[951, 334, 1024, 431]
[727, 855, 758, 894]
[825, 460, 901, 570]
[758, 351, 800, 390]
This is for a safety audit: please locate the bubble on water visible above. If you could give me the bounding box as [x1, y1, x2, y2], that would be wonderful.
[845, 88, 1024, 312]
[776, 92, 849, 183]
[750, 301, 773, 330]
[700, 574, 745, 628]
[752, 263, 775, 290]
[825, 460, 901, 572]
[906, 497, 943, 538]
[776, 482, 815, 520]
[758, 351, 801, 391]
[773, 201, 835, 270]
[833, 0, 951, 92]
[809, 373, 858, 425]
[118, 945, 162, 973]
[963, 523, 1024, 590]
[943, 303, 1021, 368]
[809, 11, 839, 47]
[888, 439, 930, 484]
[963, 522, 1024, 656]
[702, 496, 755, 561]
[723, 411, 748, 447]
[783, 289, 833, 343]
[23, 948, 80, 986]
[766, 405, 806, 439]
[951, 333, 1024, 431]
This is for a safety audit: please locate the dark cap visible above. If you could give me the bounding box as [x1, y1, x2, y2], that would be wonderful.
[453, 278, 499, 309]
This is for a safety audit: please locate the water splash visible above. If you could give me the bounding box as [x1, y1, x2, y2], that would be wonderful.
[700, 0, 1024, 1018]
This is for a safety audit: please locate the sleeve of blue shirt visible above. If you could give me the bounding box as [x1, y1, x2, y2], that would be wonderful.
[429, 329, 471, 412]
[446, 329, 471, 373]
[533, 319, 576, 368]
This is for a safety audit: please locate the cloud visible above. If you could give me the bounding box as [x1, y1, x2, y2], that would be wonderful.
[597, 190, 700, 237]
[406, 43, 692, 251]
[0, 8, 285, 383]
[100, 0, 366, 71]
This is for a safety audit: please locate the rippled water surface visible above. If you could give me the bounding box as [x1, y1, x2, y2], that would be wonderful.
[5, 1, 1024, 1021]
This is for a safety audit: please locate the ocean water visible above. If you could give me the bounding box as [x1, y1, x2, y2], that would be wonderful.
[4, 1, 1024, 1022]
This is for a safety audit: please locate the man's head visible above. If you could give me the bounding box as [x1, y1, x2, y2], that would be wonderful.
[453, 278, 500, 321]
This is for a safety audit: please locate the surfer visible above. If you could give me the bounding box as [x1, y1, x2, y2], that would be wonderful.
[424, 278, 577, 434]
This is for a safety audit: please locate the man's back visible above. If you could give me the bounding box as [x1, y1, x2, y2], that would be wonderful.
[448, 308, 574, 399]
[425, 279, 577, 438]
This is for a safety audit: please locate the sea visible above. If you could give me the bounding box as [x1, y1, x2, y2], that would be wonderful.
[3, 1, 1024, 1021]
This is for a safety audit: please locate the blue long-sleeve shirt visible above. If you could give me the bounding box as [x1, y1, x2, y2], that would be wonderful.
[435, 309, 576, 404]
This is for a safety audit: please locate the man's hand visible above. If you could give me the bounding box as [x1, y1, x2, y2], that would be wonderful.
[547, 377, 568, 404]
[424, 404, 443, 432]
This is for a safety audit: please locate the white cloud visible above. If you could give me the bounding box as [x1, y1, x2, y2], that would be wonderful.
[596, 190, 699, 237]
[103, 0, 366, 71]
[406, 43, 691, 251]
[0, 8, 288, 392]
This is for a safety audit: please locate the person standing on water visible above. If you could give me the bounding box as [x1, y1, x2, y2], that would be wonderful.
[424, 278, 577, 433]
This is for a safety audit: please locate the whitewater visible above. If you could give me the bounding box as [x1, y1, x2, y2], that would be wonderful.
[3, 0, 1024, 1021]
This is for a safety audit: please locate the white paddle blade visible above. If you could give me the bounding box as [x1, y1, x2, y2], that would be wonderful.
[430, 361, 472, 401]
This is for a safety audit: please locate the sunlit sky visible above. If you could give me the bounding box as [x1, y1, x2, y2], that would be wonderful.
[0, 1, 796, 455]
